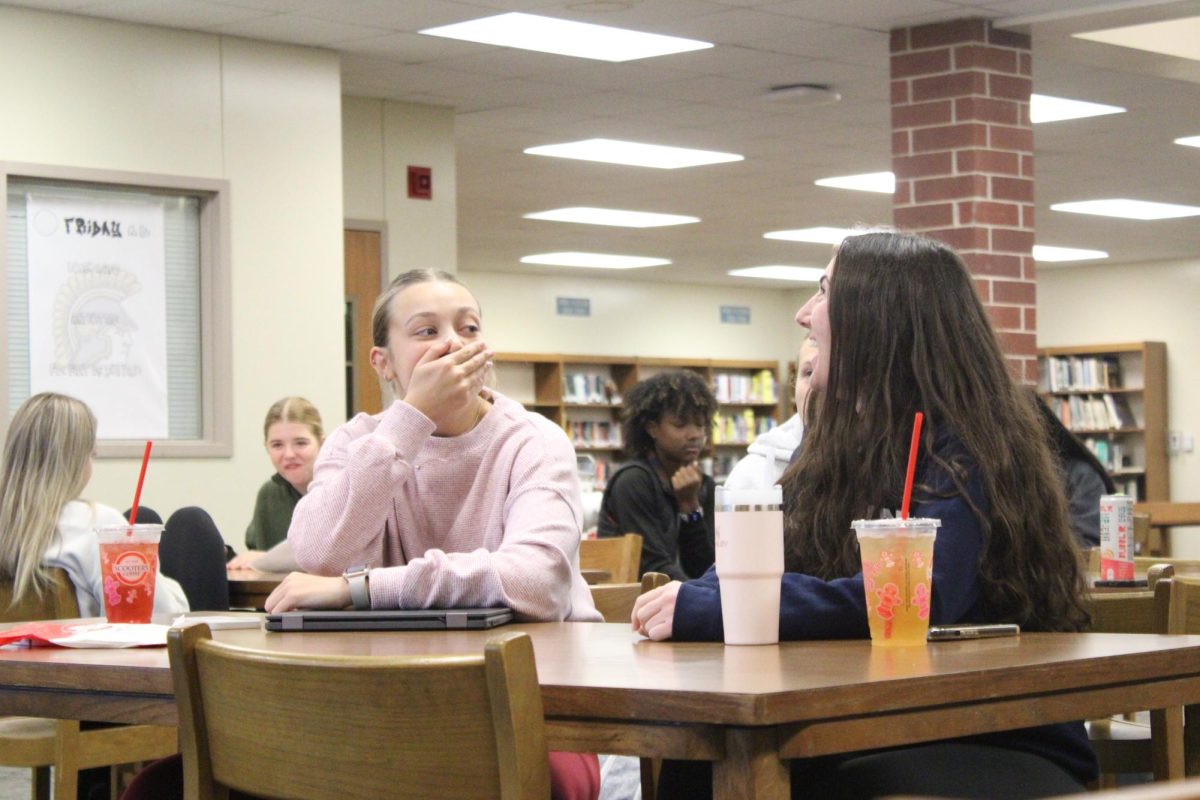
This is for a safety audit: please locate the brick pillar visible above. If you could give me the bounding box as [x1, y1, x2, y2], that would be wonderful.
[890, 18, 1036, 383]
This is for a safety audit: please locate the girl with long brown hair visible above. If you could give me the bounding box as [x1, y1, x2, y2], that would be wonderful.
[633, 231, 1096, 798]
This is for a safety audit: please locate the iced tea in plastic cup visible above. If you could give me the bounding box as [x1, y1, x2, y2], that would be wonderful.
[96, 524, 161, 623]
[854, 518, 939, 647]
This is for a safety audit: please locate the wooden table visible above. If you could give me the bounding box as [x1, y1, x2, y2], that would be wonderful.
[228, 569, 613, 609]
[3, 622, 1200, 799]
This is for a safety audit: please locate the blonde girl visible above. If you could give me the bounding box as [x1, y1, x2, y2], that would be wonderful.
[0, 393, 187, 616]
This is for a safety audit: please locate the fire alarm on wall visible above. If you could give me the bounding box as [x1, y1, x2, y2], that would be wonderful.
[408, 166, 432, 200]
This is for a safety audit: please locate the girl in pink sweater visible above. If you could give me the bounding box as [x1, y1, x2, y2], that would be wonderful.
[267, 269, 599, 622]
[265, 269, 601, 800]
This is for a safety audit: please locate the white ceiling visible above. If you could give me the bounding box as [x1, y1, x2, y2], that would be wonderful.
[9, 0, 1200, 286]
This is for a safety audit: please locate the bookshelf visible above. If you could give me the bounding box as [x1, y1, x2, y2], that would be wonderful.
[492, 353, 783, 488]
[1037, 341, 1168, 502]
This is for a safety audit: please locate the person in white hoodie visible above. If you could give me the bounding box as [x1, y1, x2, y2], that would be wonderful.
[723, 337, 817, 490]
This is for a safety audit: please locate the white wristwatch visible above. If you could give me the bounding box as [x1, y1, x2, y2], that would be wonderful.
[343, 565, 371, 610]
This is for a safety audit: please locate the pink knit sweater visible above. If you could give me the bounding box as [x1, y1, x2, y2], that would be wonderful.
[289, 390, 600, 621]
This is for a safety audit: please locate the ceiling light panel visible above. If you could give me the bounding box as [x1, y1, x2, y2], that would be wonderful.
[1074, 17, 1200, 62]
[1050, 199, 1200, 220]
[1176, 136, 1200, 148]
[419, 12, 712, 62]
[814, 172, 895, 194]
[1032, 245, 1109, 262]
[524, 138, 743, 169]
[520, 252, 670, 269]
[1029, 94, 1125, 124]
[763, 226, 854, 244]
[524, 207, 699, 227]
[728, 266, 826, 282]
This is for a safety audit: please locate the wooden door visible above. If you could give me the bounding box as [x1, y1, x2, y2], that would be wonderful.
[344, 228, 384, 417]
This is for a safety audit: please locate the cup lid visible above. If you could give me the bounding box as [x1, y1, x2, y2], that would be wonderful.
[851, 517, 940, 532]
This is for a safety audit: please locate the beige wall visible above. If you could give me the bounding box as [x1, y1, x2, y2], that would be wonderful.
[0, 7, 345, 546]
[1039, 259, 1200, 556]
[342, 97, 457, 277]
[460, 270, 812, 366]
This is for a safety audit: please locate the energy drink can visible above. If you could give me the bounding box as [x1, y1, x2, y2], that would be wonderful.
[1099, 494, 1135, 581]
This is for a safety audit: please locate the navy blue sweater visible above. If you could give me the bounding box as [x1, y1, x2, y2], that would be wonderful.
[672, 430, 1098, 784]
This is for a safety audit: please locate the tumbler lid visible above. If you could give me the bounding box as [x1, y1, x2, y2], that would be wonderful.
[716, 485, 783, 510]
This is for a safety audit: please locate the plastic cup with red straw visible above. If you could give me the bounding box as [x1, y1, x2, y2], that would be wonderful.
[97, 440, 160, 623]
[852, 412, 938, 645]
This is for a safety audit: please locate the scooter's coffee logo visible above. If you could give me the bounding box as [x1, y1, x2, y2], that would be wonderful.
[112, 552, 151, 586]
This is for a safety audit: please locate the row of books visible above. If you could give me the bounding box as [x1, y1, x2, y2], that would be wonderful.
[1043, 356, 1122, 392]
[563, 372, 621, 405]
[713, 370, 777, 404]
[712, 453, 740, 483]
[568, 420, 621, 448]
[1081, 437, 1136, 474]
[1117, 477, 1140, 502]
[1048, 393, 1136, 432]
[712, 410, 776, 445]
[562, 370, 779, 405]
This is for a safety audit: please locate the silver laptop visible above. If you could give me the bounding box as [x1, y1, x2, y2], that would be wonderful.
[264, 607, 513, 632]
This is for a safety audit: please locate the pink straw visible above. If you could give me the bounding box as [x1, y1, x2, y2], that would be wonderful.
[900, 413, 924, 520]
[128, 440, 153, 526]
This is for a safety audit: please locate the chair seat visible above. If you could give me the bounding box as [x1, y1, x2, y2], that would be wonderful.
[0, 717, 178, 770]
[0, 716, 58, 765]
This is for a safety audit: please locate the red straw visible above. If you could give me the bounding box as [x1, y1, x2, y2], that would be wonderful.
[900, 413, 924, 520]
[128, 440, 153, 526]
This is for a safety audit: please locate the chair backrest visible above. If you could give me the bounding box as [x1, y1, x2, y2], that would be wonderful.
[588, 572, 672, 623]
[580, 533, 643, 583]
[1087, 590, 1163, 634]
[0, 567, 80, 622]
[1136, 557, 1200, 576]
[168, 624, 550, 800]
[1164, 576, 1200, 635]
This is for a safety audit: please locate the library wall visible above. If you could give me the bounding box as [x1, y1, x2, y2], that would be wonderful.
[458, 270, 814, 366]
[1039, 259, 1200, 556]
[342, 97, 457, 278]
[0, 7, 346, 545]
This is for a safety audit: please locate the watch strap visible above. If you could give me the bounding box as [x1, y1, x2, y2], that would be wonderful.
[344, 566, 370, 610]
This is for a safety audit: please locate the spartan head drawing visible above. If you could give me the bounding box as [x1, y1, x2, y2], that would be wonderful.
[53, 270, 141, 368]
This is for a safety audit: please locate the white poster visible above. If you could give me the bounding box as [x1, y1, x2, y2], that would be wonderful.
[27, 194, 169, 439]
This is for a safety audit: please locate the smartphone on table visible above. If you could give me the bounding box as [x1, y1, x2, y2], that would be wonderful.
[927, 623, 1020, 641]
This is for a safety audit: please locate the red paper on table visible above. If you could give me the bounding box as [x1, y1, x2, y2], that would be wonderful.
[0, 621, 169, 649]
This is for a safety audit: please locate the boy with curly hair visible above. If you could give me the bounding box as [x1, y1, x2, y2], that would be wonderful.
[598, 370, 717, 580]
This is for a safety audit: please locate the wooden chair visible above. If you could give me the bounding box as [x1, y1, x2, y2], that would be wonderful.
[1135, 502, 1200, 558]
[1087, 566, 1195, 785]
[588, 571, 672, 623]
[168, 623, 551, 799]
[1165, 577, 1200, 777]
[580, 533, 643, 583]
[1136, 557, 1200, 577]
[585, 572, 670, 800]
[0, 569, 179, 800]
